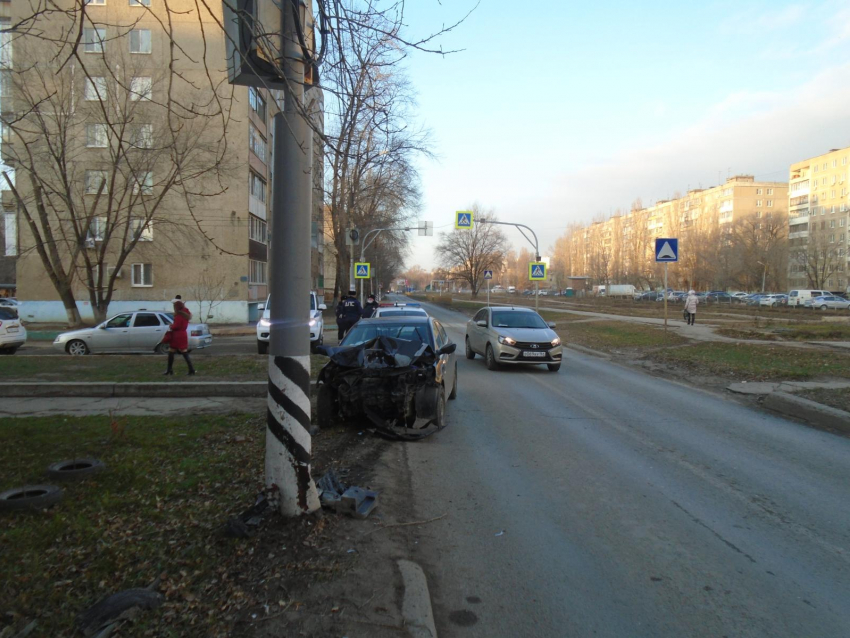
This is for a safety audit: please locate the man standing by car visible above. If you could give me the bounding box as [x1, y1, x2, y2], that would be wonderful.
[362, 294, 379, 319]
[336, 288, 362, 340]
[683, 290, 699, 326]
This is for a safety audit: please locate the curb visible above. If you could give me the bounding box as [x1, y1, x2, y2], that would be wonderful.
[0, 382, 268, 398]
[762, 391, 850, 434]
[397, 559, 438, 638]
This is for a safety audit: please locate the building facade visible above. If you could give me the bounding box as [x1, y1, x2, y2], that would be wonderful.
[4, 0, 322, 324]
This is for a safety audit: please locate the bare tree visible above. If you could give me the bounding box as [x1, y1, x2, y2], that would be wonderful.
[435, 204, 508, 297]
[790, 227, 841, 289]
[188, 271, 231, 324]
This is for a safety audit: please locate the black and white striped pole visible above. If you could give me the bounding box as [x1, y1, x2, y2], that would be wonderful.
[266, 0, 319, 516]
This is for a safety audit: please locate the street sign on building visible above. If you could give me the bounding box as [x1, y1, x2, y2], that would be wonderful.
[655, 238, 679, 262]
[529, 262, 547, 281]
[483, 270, 493, 280]
[354, 262, 370, 279]
[455, 211, 474, 229]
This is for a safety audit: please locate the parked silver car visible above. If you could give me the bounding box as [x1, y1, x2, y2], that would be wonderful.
[53, 311, 212, 355]
[0, 307, 27, 354]
[465, 306, 562, 372]
[810, 295, 850, 310]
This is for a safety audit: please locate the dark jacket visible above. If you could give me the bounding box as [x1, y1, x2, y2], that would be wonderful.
[362, 301, 379, 318]
[337, 295, 362, 321]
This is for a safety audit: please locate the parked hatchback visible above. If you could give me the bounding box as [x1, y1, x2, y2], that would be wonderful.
[465, 307, 562, 372]
[0, 307, 27, 354]
[53, 311, 211, 355]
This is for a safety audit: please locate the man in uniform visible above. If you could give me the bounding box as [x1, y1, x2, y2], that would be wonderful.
[362, 294, 379, 318]
[336, 288, 362, 340]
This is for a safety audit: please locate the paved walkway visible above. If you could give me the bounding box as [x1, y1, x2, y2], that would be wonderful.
[0, 396, 266, 417]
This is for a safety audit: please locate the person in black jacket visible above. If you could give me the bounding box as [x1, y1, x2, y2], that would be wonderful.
[336, 288, 362, 340]
[362, 294, 379, 318]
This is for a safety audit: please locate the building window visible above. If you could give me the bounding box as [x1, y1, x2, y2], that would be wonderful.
[130, 0, 151, 5]
[86, 124, 108, 147]
[249, 172, 266, 202]
[249, 215, 267, 243]
[84, 170, 108, 194]
[249, 124, 266, 163]
[249, 87, 267, 121]
[4, 212, 16, 256]
[129, 29, 151, 53]
[841, 219, 846, 227]
[131, 124, 153, 148]
[131, 263, 153, 286]
[134, 172, 153, 195]
[84, 76, 107, 101]
[767, 188, 773, 195]
[249, 259, 267, 284]
[834, 159, 838, 168]
[131, 218, 153, 241]
[129, 76, 152, 101]
[83, 28, 106, 53]
[756, 188, 762, 195]
[756, 211, 761, 218]
[86, 0, 106, 4]
[88, 216, 107, 242]
[766, 200, 773, 207]
[830, 220, 836, 228]
[756, 200, 762, 207]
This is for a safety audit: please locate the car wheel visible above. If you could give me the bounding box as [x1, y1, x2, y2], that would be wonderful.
[465, 337, 475, 359]
[771, 302, 777, 307]
[316, 384, 337, 429]
[820, 305, 828, 311]
[0, 347, 15, 355]
[448, 364, 458, 400]
[155, 342, 170, 355]
[547, 362, 561, 372]
[66, 339, 89, 356]
[485, 343, 499, 370]
[257, 339, 269, 355]
[432, 385, 446, 429]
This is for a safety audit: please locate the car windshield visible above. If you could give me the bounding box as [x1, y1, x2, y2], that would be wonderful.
[0, 308, 16, 319]
[341, 322, 432, 347]
[491, 311, 548, 329]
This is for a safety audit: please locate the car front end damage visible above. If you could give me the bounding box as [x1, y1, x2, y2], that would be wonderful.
[316, 336, 445, 440]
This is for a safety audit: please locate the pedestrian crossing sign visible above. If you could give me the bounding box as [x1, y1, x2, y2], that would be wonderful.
[455, 211, 474, 229]
[354, 262, 370, 279]
[529, 262, 547, 281]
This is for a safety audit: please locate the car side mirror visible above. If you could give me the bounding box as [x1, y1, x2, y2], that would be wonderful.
[319, 303, 327, 311]
[439, 343, 457, 355]
[547, 322, 556, 329]
[476, 320, 487, 328]
[99, 324, 108, 329]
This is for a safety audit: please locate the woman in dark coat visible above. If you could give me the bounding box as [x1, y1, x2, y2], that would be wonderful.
[163, 300, 196, 375]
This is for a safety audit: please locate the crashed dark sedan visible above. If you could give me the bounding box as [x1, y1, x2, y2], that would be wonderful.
[315, 316, 457, 439]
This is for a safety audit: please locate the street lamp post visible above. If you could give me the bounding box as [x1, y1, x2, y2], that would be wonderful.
[479, 218, 542, 311]
[757, 260, 767, 292]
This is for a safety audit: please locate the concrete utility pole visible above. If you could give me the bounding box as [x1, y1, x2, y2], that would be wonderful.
[267, 0, 320, 516]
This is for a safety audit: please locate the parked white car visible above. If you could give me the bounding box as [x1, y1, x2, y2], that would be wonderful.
[53, 311, 211, 355]
[788, 289, 830, 308]
[0, 307, 27, 354]
[373, 303, 428, 318]
[257, 291, 326, 354]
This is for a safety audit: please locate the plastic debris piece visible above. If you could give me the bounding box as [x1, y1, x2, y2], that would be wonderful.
[495, 530, 505, 537]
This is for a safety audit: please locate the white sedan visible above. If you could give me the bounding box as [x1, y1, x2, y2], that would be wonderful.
[0, 306, 26, 354]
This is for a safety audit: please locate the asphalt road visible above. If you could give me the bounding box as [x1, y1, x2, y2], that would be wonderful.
[397, 295, 850, 638]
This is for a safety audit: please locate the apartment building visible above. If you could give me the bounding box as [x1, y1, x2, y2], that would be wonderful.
[4, 0, 322, 323]
[787, 146, 850, 290]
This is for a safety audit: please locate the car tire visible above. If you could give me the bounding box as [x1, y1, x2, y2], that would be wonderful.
[820, 305, 828, 311]
[433, 385, 446, 429]
[448, 364, 458, 400]
[47, 458, 105, 480]
[155, 342, 170, 355]
[465, 337, 475, 359]
[485, 344, 499, 370]
[316, 384, 337, 429]
[66, 339, 89, 356]
[0, 347, 16, 355]
[257, 339, 269, 355]
[0, 485, 63, 512]
[547, 363, 561, 372]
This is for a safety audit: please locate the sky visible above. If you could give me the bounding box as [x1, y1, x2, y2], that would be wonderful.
[393, 0, 850, 270]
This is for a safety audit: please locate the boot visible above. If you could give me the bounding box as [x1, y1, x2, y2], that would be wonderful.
[163, 352, 174, 375]
[183, 353, 196, 375]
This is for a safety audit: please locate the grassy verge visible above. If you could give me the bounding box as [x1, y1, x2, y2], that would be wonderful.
[560, 321, 687, 352]
[1, 354, 327, 382]
[0, 414, 266, 637]
[795, 388, 850, 413]
[778, 323, 850, 341]
[647, 343, 850, 381]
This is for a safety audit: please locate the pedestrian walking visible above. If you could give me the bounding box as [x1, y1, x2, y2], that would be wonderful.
[683, 290, 699, 325]
[362, 294, 379, 318]
[162, 300, 196, 375]
[336, 288, 362, 340]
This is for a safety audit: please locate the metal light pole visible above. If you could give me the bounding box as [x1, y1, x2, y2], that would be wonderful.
[757, 260, 767, 292]
[358, 225, 425, 305]
[479, 218, 541, 312]
[266, 0, 319, 516]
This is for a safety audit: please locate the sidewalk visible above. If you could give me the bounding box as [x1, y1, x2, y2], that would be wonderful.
[0, 396, 266, 416]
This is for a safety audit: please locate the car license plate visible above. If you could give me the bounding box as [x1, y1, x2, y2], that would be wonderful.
[203, 337, 212, 345]
[523, 351, 546, 357]
[7, 327, 18, 333]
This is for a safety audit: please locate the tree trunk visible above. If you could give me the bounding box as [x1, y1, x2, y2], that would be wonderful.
[60, 289, 82, 327]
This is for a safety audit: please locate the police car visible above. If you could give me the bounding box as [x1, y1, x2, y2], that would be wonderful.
[372, 302, 429, 318]
[257, 291, 326, 354]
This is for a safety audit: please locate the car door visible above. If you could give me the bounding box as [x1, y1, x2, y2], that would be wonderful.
[129, 312, 167, 351]
[89, 313, 134, 352]
[469, 309, 487, 353]
[434, 320, 455, 391]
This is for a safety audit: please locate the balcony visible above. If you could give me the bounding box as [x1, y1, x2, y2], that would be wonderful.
[789, 215, 810, 226]
[789, 231, 809, 240]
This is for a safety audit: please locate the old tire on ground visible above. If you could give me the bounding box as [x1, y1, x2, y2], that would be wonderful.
[485, 344, 499, 371]
[465, 338, 475, 359]
[0, 485, 63, 512]
[448, 364, 458, 400]
[47, 458, 105, 480]
[547, 363, 561, 372]
[155, 342, 170, 355]
[66, 339, 89, 356]
[316, 384, 337, 429]
[257, 339, 269, 355]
